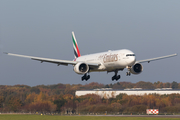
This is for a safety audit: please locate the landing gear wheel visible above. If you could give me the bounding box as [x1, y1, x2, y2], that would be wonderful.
[85, 75, 90, 81]
[81, 74, 90, 81]
[116, 75, 120, 81]
[112, 75, 120, 81]
[126, 72, 131, 76]
[81, 76, 85, 81]
[126, 72, 128, 76]
[112, 76, 115, 81]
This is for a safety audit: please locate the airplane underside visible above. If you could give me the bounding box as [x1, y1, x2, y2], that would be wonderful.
[81, 68, 131, 81]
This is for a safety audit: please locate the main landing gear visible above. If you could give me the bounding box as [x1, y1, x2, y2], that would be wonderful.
[112, 71, 121, 81]
[81, 74, 90, 81]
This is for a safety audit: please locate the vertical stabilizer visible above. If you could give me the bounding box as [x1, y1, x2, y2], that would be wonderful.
[72, 31, 81, 58]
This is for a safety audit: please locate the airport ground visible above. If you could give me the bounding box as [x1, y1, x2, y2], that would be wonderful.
[0, 114, 180, 120]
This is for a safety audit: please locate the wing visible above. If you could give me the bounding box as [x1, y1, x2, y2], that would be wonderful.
[4, 52, 101, 67]
[136, 53, 177, 63]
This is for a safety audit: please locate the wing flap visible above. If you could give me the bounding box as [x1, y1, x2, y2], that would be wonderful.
[136, 53, 177, 63]
[31, 58, 69, 66]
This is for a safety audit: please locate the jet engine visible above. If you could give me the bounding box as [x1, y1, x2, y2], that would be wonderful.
[129, 63, 143, 74]
[74, 62, 89, 74]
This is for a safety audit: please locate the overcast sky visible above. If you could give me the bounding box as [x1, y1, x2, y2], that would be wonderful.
[0, 0, 179, 86]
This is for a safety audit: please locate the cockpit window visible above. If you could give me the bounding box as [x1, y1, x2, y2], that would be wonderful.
[126, 54, 135, 56]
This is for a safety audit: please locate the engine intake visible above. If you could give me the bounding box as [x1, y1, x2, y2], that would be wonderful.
[130, 63, 143, 74]
[74, 62, 89, 74]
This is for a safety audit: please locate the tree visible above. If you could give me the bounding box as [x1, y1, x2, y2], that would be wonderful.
[30, 87, 40, 94]
[156, 82, 163, 88]
[61, 99, 76, 114]
[0, 96, 4, 108]
[104, 85, 109, 88]
[29, 101, 56, 113]
[116, 93, 127, 100]
[120, 82, 134, 89]
[25, 93, 38, 104]
[8, 97, 22, 112]
[130, 105, 147, 114]
[172, 81, 178, 89]
[135, 81, 155, 89]
[54, 98, 66, 113]
[112, 83, 123, 89]
[163, 82, 171, 88]
[34, 92, 48, 102]
[111, 102, 122, 112]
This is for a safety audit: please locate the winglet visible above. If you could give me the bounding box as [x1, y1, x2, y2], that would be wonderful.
[72, 31, 81, 58]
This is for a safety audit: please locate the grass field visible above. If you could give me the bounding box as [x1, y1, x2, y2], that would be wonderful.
[0, 115, 180, 120]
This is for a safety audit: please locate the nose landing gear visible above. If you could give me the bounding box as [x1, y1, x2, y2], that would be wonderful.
[126, 72, 131, 76]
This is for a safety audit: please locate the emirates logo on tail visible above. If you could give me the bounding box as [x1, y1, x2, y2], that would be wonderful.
[72, 31, 81, 58]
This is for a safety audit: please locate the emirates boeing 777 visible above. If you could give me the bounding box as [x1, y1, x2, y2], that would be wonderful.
[4, 32, 177, 81]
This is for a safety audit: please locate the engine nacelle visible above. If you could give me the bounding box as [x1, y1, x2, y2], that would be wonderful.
[130, 63, 143, 74]
[73, 62, 89, 75]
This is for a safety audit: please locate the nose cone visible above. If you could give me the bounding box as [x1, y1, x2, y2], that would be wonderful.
[128, 56, 136, 66]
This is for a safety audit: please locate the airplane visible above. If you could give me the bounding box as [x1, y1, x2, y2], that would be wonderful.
[4, 32, 177, 81]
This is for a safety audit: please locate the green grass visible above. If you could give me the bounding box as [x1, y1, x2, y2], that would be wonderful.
[0, 114, 179, 120]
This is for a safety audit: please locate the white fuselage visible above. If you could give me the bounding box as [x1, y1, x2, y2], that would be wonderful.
[75, 49, 136, 72]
